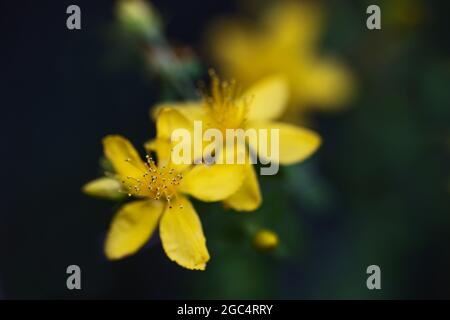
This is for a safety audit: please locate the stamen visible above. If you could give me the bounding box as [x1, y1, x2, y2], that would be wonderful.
[120, 153, 183, 209]
[202, 70, 249, 130]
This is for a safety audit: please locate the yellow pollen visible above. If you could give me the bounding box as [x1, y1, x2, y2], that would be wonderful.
[122, 155, 183, 209]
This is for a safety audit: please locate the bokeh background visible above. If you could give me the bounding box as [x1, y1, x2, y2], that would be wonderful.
[1, 0, 449, 299]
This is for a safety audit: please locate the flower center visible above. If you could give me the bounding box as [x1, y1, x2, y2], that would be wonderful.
[203, 70, 250, 131]
[123, 155, 183, 209]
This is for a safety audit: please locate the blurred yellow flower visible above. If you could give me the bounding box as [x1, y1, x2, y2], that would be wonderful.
[83, 135, 245, 270]
[206, 1, 354, 119]
[149, 72, 321, 211]
[253, 229, 279, 251]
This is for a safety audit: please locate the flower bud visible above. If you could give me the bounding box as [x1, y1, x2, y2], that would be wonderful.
[82, 177, 124, 200]
[253, 229, 279, 251]
[116, 0, 161, 40]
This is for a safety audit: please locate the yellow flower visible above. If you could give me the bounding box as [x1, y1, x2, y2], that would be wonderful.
[84, 135, 245, 270]
[206, 1, 354, 119]
[149, 72, 321, 211]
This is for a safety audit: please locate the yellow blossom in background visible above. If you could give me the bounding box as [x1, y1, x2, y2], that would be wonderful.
[149, 72, 321, 211]
[206, 0, 354, 120]
[383, 0, 425, 30]
[83, 135, 245, 270]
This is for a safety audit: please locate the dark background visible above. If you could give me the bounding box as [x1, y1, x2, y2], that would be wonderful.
[1, 0, 449, 299]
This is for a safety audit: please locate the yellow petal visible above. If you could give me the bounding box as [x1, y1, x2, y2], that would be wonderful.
[105, 200, 164, 260]
[263, 1, 323, 51]
[179, 162, 245, 202]
[248, 121, 321, 165]
[82, 177, 124, 200]
[154, 107, 197, 139]
[224, 164, 261, 211]
[155, 107, 195, 163]
[243, 75, 289, 121]
[301, 59, 354, 109]
[150, 107, 199, 171]
[159, 196, 210, 270]
[144, 138, 171, 164]
[151, 102, 205, 124]
[103, 135, 148, 195]
[205, 20, 254, 83]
